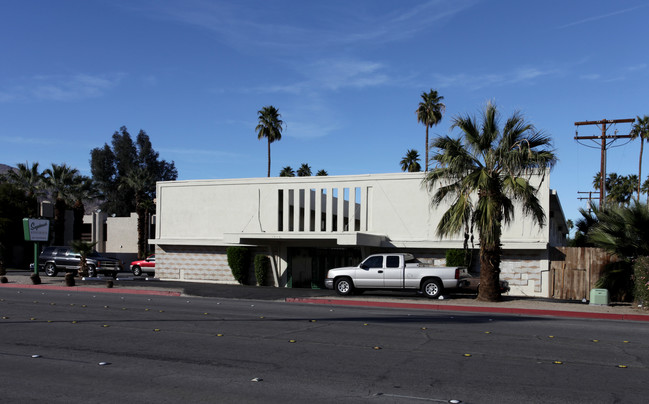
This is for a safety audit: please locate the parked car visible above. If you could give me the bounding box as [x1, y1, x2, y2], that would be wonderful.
[324, 253, 467, 298]
[458, 273, 510, 294]
[38, 246, 123, 278]
[130, 254, 155, 276]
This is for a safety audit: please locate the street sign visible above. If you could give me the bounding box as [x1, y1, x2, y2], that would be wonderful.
[23, 218, 49, 242]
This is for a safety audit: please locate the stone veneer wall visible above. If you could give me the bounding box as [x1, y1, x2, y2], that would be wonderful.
[156, 245, 236, 284]
[499, 252, 546, 296]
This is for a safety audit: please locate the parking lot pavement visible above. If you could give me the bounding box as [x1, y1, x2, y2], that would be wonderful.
[2, 270, 649, 321]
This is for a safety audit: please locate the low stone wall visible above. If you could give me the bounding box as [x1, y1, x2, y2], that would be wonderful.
[156, 245, 236, 284]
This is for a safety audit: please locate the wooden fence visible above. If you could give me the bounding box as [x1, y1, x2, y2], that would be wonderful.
[549, 247, 617, 300]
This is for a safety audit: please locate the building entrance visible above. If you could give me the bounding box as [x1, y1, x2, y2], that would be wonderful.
[287, 247, 362, 288]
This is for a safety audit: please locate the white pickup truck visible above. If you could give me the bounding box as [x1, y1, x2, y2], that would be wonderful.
[324, 253, 467, 298]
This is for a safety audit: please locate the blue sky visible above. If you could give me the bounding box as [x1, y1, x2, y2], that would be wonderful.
[1, 0, 647, 226]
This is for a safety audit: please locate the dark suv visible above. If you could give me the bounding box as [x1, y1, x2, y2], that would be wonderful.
[38, 246, 123, 278]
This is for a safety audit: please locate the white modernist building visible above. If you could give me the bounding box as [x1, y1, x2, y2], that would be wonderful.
[152, 172, 567, 297]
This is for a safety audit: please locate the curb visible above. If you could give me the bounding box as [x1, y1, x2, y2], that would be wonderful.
[0, 283, 181, 297]
[285, 297, 649, 322]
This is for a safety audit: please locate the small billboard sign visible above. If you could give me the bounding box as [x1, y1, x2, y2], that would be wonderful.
[23, 218, 50, 242]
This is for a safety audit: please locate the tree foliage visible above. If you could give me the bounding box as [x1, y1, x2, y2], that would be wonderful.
[424, 102, 556, 301]
[297, 163, 312, 177]
[254, 254, 270, 286]
[256, 106, 284, 177]
[226, 246, 250, 285]
[1, 162, 43, 216]
[43, 163, 80, 245]
[587, 202, 649, 301]
[400, 149, 422, 172]
[279, 166, 295, 177]
[592, 171, 637, 206]
[630, 115, 649, 200]
[90, 126, 177, 217]
[416, 89, 445, 172]
[0, 182, 31, 266]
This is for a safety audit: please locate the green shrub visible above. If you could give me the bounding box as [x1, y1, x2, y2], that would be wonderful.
[445, 249, 467, 267]
[634, 256, 649, 307]
[254, 255, 270, 286]
[226, 246, 249, 284]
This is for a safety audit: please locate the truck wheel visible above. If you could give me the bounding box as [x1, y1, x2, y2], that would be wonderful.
[44, 263, 57, 277]
[132, 266, 142, 276]
[422, 279, 443, 299]
[334, 277, 354, 296]
[88, 265, 97, 277]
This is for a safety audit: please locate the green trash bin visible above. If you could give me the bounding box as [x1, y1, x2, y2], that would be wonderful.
[589, 288, 610, 306]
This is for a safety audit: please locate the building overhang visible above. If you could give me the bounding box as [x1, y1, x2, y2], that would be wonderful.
[223, 232, 388, 247]
[152, 234, 548, 251]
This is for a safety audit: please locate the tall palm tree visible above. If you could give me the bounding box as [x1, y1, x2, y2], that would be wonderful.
[256, 106, 285, 177]
[424, 102, 556, 302]
[630, 115, 649, 201]
[416, 89, 445, 172]
[297, 163, 312, 177]
[400, 149, 422, 172]
[121, 167, 155, 259]
[43, 164, 79, 245]
[316, 169, 328, 176]
[279, 166, 295, 177]
[3, 162, 43, 216]
[592, 172, 637, 205]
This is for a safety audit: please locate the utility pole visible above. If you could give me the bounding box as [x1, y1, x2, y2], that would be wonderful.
[574, 118, 635, 205]
[577, 191, 597, 212]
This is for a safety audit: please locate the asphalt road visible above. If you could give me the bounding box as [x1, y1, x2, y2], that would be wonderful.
[1, 288, 648, 404]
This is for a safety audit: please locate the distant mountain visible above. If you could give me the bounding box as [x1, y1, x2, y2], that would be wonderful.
[0, 163, 15, 175]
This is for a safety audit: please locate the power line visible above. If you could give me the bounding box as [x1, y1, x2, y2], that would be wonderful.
[574, 118, 635, 205]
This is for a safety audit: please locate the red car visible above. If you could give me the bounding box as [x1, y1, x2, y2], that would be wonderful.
[130, 254, 155, 276]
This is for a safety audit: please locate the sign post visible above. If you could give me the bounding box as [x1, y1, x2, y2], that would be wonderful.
[23, 218, 49, 275]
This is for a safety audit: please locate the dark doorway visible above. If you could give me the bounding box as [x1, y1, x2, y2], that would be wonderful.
[287, 247, 362, 288]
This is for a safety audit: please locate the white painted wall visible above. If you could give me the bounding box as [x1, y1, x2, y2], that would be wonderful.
[155, 172, 555, 249]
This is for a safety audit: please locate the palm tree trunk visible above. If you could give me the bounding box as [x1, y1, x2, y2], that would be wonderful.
[267, 138, 271, 177]
[425, 126, 429, 172]
[477, 243, 502, 302]
[73, 201, 84, 241]
[54, 198, 66, 245]
[638, 139, 644, 201]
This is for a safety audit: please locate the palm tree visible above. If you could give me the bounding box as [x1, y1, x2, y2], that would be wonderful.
[592, 172, 637, 205]
[316, 169, 328, 176]
[297, 163, 312, 177]
[256, 106, 285, 177]
[121, 167, 155, 259]
[43, 164, 79, 245]
[400, 149, 422, 172]
[279, 166, 295, 177]
[70, 239, 97, 277]
[3, 162, 43, 216]
[416, 89, 445, 172]
[424, 102, 556, 301]
[588, 202, 649, 301]
[630, 115, 649, 201]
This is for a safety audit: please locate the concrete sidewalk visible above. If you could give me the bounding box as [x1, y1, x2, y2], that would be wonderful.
[2, 271, 649, 322]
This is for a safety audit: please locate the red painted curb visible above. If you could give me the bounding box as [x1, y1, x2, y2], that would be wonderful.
[0, 283, 181, 297]
[285, 297, 649, 322]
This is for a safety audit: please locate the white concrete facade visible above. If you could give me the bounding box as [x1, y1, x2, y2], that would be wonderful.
[152, 172, 568, 296]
